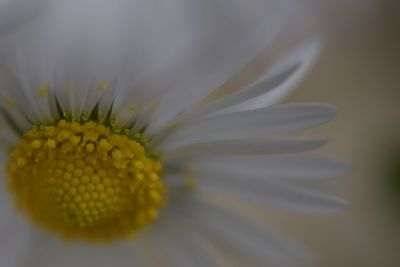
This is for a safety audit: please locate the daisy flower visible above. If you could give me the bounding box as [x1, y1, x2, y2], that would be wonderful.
[0, 0, 349, 266]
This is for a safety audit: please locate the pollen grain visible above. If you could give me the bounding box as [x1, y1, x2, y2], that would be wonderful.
[6, 120, 165, 242]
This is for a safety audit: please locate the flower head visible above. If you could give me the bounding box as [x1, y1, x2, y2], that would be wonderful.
[0, 0, 349, 266]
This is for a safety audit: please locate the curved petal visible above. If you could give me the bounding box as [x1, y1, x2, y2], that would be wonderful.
[159, 103, 336, 148]
[141, 0, 292, 134]
[197, 174, 348, 213]
[162, 137, 327, 157]
[175, 39, 321, 123]
[173, 193, 309, 267]
[217, 39, 321, 113]
[0, 0, 292, 130]
[181, 154, 350, 213]
[191, 154, 351, 181]
[147, 217, 224, 267]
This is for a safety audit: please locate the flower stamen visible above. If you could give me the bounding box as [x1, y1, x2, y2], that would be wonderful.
[6, 120, 165, 242]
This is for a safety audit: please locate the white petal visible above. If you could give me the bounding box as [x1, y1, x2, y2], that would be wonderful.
[0, 0, 291, 129]
[0, 179, 34, 267]
[0, 0, 131, 122]
[175, 39, 321, 123]
[80, 243, 141, 267]
[0, 160, 29, 234]
[174, 194, 309, 266]
[0, 224, 33, 267]
[22, 232, 142, 267]
[0, 0, 44, 37]
[217, 39, 321, 113]
[197, 174, 348, 213]
[0, 173, 33, 267]
[0, 30, 59, 124]
[182, 154, 350, 213]
[17, 233, 86, 267]
[162, 137, 326, 158]
[143, 0, 292, 134]
[149, 218, 224, 267]
[160, 103, 336, 148]
[0, 111, 19, 146]
[190, 154, 350, 181]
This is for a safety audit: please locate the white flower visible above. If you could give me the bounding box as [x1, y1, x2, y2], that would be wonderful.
[0, 1, 349, 266]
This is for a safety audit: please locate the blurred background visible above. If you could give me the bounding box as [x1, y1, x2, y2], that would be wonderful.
[265, 0, 400, 266]
[213, 0, 400, 266]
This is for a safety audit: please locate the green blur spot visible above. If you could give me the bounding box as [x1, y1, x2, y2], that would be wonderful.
[388, 154, 400, 207]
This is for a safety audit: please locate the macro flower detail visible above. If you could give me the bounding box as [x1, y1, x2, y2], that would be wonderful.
[7, 120, 165, 241]
[0, 0, 349, 266]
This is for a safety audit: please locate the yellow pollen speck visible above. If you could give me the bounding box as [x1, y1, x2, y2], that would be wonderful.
[168, 122, 181, 131]
[148, 101, 158, 110]
[86, 143, 95, 152]
[128, 106, 139, 113]
[65, 84, 73, 93]
[7, 120, 165, 242]
[4, 99, 15, 109]
[70, 136, 81, 146]
[184, 171, 198, 190]
[98, 81, 109, 91]
[38, 85, 50, 97]
[31, 140, 43, 149]
[46, 139, 57, 149]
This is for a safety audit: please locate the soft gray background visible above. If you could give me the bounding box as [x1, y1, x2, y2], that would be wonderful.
[214, 0, 400, 266]
[278, 1, 400, 266]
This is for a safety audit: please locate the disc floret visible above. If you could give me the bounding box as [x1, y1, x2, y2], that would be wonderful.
[7, 120, 165, 242]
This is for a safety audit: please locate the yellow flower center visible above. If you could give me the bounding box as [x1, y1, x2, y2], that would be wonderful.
[6, 120, 165, 242]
